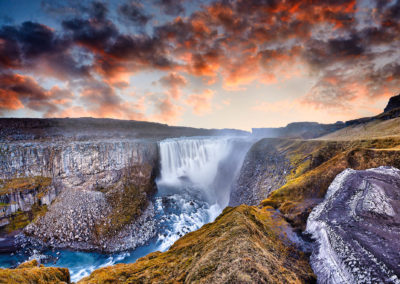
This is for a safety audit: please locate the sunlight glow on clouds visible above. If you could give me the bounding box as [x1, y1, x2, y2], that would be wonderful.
[0, 0, 399, 129]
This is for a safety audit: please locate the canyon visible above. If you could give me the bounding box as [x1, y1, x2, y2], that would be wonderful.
[1, 95, 400, 283]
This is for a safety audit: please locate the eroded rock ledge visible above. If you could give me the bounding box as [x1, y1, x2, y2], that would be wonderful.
[306, 167, 400, 284]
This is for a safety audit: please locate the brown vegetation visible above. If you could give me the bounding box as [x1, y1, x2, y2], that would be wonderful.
[0, 259, 70, 283]
[261, 137, 400, 230]
[0, 176, 51, 196]
[94, 164, 157, 239]
[79, 205, 315, 284]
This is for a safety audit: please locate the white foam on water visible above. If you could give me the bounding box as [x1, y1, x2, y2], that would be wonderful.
[155, 136, 251, 251]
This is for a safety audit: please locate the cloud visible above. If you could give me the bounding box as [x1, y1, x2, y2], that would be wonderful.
[118, 1, 152, 26]
[1, 0, 400, 122]
[0, 21, 90, 79]
[152, 96, 183, 123]
[186, 89, 214, 115]
[159, 72, 187, 99]
[154, 0, 185, 16]
[78, 81, 145, 120]
[0, 73, 72, 116]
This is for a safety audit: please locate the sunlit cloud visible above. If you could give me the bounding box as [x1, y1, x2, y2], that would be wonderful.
[0, 0, 399, 128]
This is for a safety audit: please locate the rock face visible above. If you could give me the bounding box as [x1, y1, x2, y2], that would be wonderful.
[0, 139, 159, 252]
[0, 177, 56, 231]
[0, 140, 158, 189]
[384, 94, 400, 113]
[79, 205, 315, 284]
[230, 139, 290, 206]
[306, 167, 400, 284]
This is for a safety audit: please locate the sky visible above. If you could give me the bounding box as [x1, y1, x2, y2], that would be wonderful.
[0, 0, 399, 130]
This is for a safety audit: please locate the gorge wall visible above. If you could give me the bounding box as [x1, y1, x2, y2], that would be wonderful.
[232, 137, 400, 231]
[0, 139, 159, 252]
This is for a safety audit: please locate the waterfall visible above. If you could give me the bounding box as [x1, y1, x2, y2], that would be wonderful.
[155, 136, 252, 250]
[0, 136, 254, 282]
[157, 138, 233, 206]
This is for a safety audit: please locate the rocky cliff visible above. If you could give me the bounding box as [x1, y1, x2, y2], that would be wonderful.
[0, 177, 55, 234]
[229, 137, 400, 233]
[384, 93, 400, 113]
[306, 167, 400, 283]
[229, 139, 290, 206]
[0, 139, 159, 252]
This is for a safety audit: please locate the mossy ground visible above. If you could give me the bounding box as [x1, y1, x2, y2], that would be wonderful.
[94, 164, 157, 239]
[0, 176, 51, 196]
[261, 137, 400, 230]
[0, 259, 70, 284]
[4, 204, 48, 234]
[79, 205, 315, 284]
[321, 117, 400, 140]
[0, 176, 52, 234]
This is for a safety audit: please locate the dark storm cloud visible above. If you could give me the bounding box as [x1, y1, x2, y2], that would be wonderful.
[154, 0, 185, 16]
[303, 34, 365, 69]
[328, 36, 364, 57]
[0, 73, 72, 115]
[0, 21, 91, 78]
[0, 22, 66, 59]
[90, 1, 108, 20]
[0, 0, 399, 116]
[62, 3, 175, 78]
[62, 18, 117, 52]
[118, 1, 152, 26]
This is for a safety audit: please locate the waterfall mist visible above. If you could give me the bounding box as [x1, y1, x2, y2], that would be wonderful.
[154, 136, 253, 250]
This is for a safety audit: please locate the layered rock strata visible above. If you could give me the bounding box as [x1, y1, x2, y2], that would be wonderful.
[0, 140, 159, 252]
[306, 167, 400, 283]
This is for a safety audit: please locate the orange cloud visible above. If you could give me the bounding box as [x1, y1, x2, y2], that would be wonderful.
[152, 96, 183, 124]
[186, 89, 214, 115]
[159, 72, 187, 99]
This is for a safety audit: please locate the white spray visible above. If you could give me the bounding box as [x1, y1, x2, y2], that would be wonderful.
[155, 136, 252, 250]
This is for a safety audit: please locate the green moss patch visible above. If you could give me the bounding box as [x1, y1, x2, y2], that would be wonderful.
[0, 176, 51, 196]
[4, 204, 48, 233]
[261, 137, 400, 230]
[95, 164, 156, 239]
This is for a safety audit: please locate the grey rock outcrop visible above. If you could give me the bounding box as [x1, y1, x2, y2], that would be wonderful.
[229, 139, 290, 206]
[0, 139, 159, 252]
[0, 140, 158, 189]
[306, 167, 400, 284]
[384, 94, 400, 113]
[0, 180, 57, 228]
